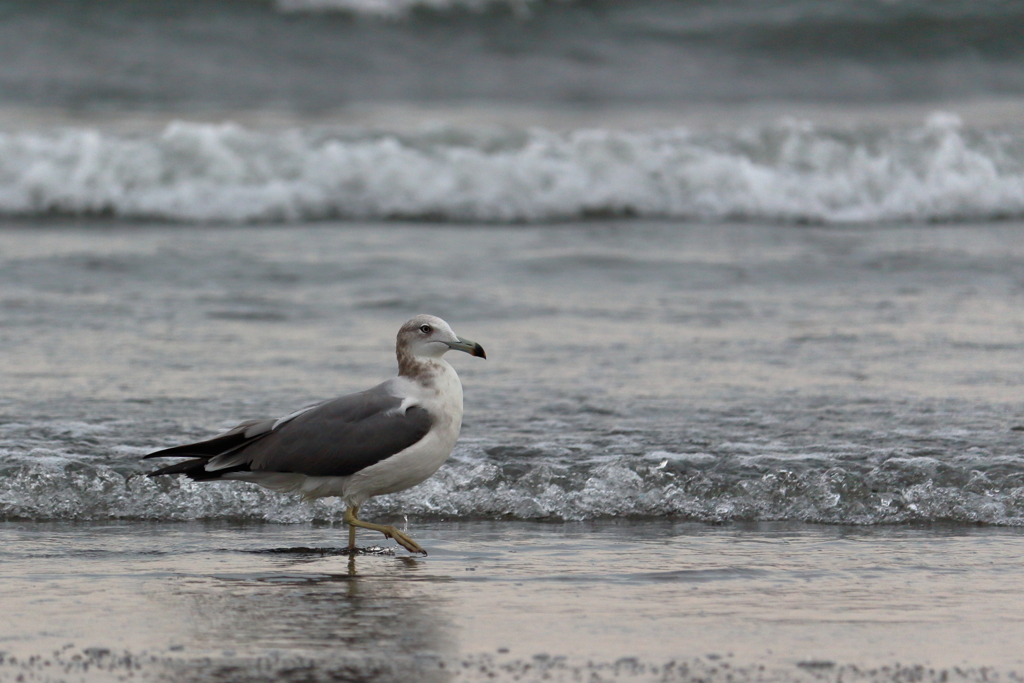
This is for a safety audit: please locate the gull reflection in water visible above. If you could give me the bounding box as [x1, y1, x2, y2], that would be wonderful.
[158, 549, 455, 682]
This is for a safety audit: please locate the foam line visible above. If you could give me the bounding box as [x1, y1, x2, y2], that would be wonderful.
[1, 114, 1023, 225]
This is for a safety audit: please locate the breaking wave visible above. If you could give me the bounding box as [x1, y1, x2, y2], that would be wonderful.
[2, 113, 1024, 224]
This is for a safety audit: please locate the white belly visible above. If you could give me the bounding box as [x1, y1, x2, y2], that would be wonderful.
[340, 424, 458, 505]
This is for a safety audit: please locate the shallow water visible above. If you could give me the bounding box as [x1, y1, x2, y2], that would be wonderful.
[3, 220, 1024, 526]
[2, 521, 1024, 683]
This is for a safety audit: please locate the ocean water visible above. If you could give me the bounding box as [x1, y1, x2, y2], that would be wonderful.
[1, 0, 1024, 224]
[3, 1, 1024, 681]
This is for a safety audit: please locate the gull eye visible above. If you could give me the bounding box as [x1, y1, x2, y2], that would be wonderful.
[419, 324, 432, 334]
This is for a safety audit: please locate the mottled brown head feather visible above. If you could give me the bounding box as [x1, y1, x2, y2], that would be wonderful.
[396, 314, 457, 381]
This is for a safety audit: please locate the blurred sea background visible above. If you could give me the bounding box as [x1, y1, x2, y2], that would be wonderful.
[3, 1, 1024, 681]
[2, 0, 1024, 224]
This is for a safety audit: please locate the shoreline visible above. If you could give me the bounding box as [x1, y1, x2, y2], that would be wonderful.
[2, 519, 1024, 682]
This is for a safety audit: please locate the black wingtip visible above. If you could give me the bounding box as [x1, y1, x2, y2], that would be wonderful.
[143, 446, 204, 460]
[473, 343, 486, 359]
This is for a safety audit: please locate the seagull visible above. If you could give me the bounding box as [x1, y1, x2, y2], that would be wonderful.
[144, 314, 485, 555]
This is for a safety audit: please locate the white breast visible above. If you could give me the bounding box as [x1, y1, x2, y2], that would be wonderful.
[339, 359, 464, 506]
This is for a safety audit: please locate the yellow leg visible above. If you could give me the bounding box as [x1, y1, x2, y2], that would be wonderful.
[343, 506, 427, 556]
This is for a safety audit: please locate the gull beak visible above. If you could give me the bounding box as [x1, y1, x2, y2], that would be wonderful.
[446, 337, 486, 359]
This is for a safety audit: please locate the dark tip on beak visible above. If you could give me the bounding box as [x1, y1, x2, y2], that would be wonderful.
[449, 337, 486, 359]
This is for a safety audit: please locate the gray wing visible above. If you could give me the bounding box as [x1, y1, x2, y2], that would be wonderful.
[146, 381, 433, 479]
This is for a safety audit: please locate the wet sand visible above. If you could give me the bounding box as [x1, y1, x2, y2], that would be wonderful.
[2, 520, 1024, 682]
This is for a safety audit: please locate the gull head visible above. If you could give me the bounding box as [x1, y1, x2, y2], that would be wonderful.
[397, 314, 486, 360]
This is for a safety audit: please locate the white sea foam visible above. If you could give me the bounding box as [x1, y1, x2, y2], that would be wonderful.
[4, 445, 1024, 525]
[1, 114, 1023, 224]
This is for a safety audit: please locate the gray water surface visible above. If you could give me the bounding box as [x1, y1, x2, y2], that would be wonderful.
[2, 220, 1024, 526]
